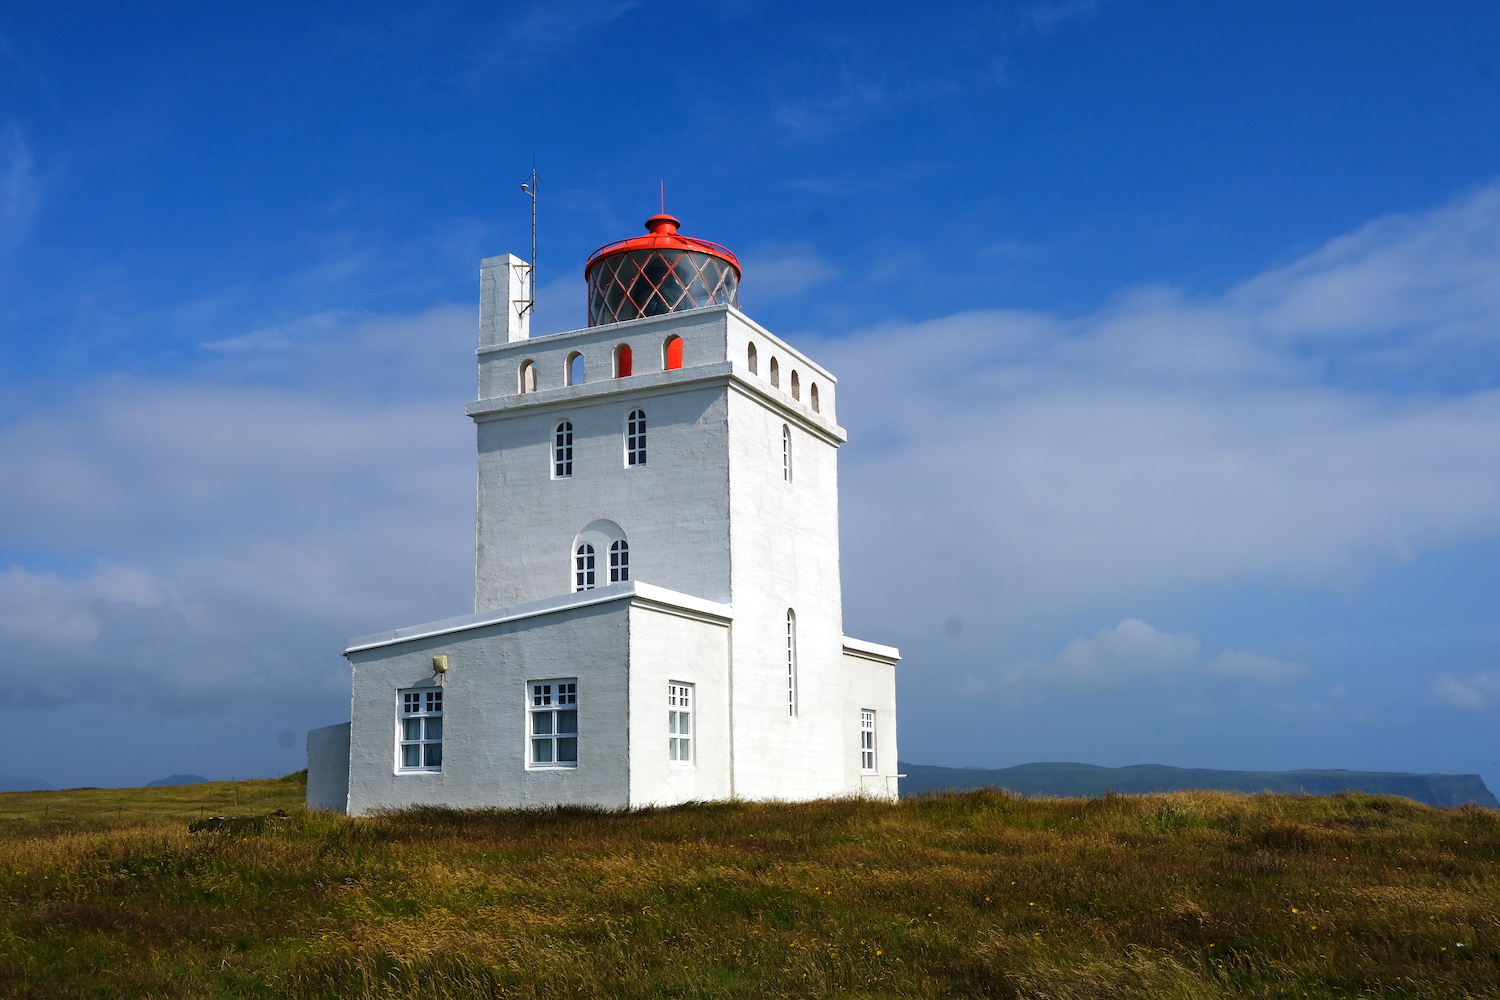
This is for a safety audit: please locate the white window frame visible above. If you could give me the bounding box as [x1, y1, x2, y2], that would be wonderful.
[554, 420, 574, 478]
[786, 609, 798, 718]
[397, 688, 443, 772]
[575, 543, 596, 591]
[528, 680, 578, 768]
[626, 409, 646, 466]
[668, 682, 694, 765]
[609, 539, 629, 583]
[860, 710, 876, 773]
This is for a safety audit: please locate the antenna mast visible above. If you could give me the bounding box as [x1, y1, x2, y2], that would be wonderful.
[518, 164, 539, 318]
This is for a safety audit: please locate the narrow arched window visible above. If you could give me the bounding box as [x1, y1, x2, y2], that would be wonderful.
[615, 344, 633, 378]
[747, 342, 758, 374]
[790, 370, 800, 401]
[664, 335, 683, 370]
[810, 383, 820, 412]
[575, 544, 596, 591]
[769, 357, 780, 388]
[520, 360, 537, 394]
[786, 609, 798, 717]
[566, 352, 584, 386]
[554, 421, 573, 478]
[610, 539, 629, 583]
[782, 424, 792, 484]
[626, 409, 646, 466]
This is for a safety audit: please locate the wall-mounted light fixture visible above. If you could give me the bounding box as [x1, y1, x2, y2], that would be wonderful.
[432, 655, 450, 674]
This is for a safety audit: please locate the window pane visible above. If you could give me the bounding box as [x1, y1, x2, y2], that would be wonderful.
[425, 718, 443, 741]
[425, 743, 443, 767]
[556, 737, 578, 762]
[402, 744, 420, 767]
[680, 739, 690, 761]
[403, 718, 422, 741]
[533, 738, 553, 763]
[680, 712, 690, 736]
[669, 738, 678, 761]
[668, 711, 677, 735]
[556, 710, 577, 734]
[532, 711, 553, 735]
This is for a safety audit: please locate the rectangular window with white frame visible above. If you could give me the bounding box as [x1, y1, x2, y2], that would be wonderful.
[668, 682, 693, 764]
[398, 688, 443, 771]
[529, 680, 578, 767]
[860, 710, 876, 772]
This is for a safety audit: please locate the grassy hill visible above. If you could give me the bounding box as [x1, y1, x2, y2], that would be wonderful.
[899, 762, 1500, 808]
[0, 776, 1496, 998]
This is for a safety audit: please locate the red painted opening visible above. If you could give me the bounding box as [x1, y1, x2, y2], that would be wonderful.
[665, 336, 683, 370]
[616, 344, 633, 378]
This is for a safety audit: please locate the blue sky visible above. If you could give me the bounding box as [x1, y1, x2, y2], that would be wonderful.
[3, 1, 1500, 790]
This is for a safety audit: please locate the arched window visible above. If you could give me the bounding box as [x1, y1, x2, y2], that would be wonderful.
[520, 360, 537, 394]
[554, 421, 573, 478]
[810, 382, 820, 412]
[575, 544, 596, 591]
[566, 352, 584, 386]
[747, 342, 759, 374]
[782, 424, 792, 484]
[610, 539, 629, 583]
[615, 344, 633, 378]
[769, 357, 780, 388]
[786, 609, 798, 718]
[790, 370, 800, 401]
[664, 335, 683, 370]
[626, 409, 646, 466]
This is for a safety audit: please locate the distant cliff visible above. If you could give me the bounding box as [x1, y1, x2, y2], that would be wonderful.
[897, 761, 1499, 809]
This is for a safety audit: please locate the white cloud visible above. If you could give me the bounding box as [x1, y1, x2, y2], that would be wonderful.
[826, 182, 1500, 654]
[1004, 618, 1302, 692]
[1434, 672, 1500, 709]
[740, 243, 839, 305]
[0, 308, 476, 711]
[1, 124, 39, 251]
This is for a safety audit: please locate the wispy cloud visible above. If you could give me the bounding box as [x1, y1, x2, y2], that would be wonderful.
[485, 0, 639, 67]
[1004, 618, 1301, 693]
[740, 242, 839, 306]
[1433, 671, 1500, 709]
[1018, 0, 1103, 36]
[0, 125, 40, 251]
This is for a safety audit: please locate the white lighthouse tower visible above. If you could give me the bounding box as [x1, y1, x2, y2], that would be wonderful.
[306, 213, 899, 814]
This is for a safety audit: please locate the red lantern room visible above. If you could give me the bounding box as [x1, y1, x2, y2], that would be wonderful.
[584, 214, 741, 327]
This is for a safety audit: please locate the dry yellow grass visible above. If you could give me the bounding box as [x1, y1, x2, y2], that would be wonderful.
[0, 777, 1495, 998]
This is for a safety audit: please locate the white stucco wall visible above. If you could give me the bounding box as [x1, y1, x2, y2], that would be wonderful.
[306, 722, 351, 812]
[342, 584, 732, 815]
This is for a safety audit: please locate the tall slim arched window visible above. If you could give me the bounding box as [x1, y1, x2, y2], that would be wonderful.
[769, 357, 780, 388]
[747, 342, 759, 374]
[790, 370, 800, 401]
[554, 421, 573, 478]
[615, 344, 633, 378]
[575, 544, 596, 591]
[664, 335, 683, 370]
[810, 382, 820, 412]
[626, 409, 646, 466]
[520, 360, 537, 394]
[782, 424, 792, 483]
[610, 539, 629, 583]
[566, 352, 584, 386]
[786, 609, 798, 718]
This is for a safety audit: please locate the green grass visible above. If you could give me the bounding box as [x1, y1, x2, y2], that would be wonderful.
[0, 778, 1496, 998]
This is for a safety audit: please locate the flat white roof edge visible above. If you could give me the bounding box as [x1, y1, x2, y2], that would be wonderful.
[344, 582, 732, 655]
[842, 635, 901, 663]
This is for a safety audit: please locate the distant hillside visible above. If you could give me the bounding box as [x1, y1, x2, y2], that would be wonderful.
[0, 775, 52, 793]
[898, 761, 1500, 808]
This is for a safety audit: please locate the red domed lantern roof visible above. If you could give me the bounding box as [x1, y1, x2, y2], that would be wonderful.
[583, 214, 742, 327]
[585, 214, 741, 280]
